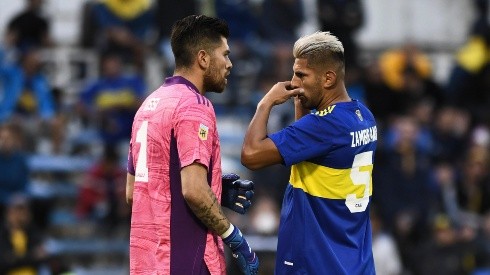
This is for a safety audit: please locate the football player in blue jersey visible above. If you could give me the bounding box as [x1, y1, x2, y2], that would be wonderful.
[241, 31, 377, 274]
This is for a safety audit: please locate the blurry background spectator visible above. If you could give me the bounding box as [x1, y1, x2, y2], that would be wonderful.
[87, 0, 154, 72]
[371, 114, 439, 273]
[317, 0, 364, 67]
[0, 194, 49, 275]
[374, 115, 436, 229]
[258, 0, 304, 82]
[248, 195, 280, 236]
[431, 106, 471, 163]
[414, 214, 475, 275]
[445, 0, 489, 118]
[474, 211, 490, 273]
[0, 48, 55, 124]
[378, 43, 433, 92]
[76, 144, 129, 234]
[455, 146, 490, 216]
[0, 124, 29, 218]
[5, 0, 53, 53]
[0, 47, 66, 154]
[214, 0, 262, 108]
[154, 0, 198, 75]
[363, 59, 398, 125]
[77, 50, 146, 150]
[345, 64, 367, 103]
[370, 205, 403, 275]
[374, 43, 447, 118]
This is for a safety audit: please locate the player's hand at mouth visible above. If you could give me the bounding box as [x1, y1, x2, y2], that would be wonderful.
[260, 81, 304, 107]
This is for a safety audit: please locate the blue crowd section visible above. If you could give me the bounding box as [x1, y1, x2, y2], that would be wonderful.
[45, 238, 128, 255]
[28, 154, 94, 172]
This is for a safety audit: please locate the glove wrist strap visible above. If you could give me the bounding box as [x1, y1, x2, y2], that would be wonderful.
[221, 223, 234, 239]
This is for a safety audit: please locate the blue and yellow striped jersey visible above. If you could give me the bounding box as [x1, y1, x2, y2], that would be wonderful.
[269, 99, 377, 275]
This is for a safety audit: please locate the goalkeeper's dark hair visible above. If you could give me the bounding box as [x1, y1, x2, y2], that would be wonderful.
[171, 15, 229, 69]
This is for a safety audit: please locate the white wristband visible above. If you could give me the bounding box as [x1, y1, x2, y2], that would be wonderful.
[221, 223, 235, 239]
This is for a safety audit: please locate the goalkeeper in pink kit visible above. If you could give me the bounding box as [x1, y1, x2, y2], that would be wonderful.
[126, 15, 258, 275]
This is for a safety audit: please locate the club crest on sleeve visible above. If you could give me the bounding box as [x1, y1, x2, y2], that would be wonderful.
[355, 109, 363, 121]
[198, 123, 209, 140]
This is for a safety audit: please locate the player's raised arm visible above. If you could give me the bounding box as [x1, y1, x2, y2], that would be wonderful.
[241, 82, 302, 170]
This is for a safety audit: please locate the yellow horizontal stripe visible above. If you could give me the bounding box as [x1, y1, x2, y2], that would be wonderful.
[96, 90, 138, 109]
[103, 0, 151, 20]
[290, 161, 373, 199]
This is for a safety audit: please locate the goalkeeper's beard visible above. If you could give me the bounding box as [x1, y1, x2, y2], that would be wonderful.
[203, 59, 227, 93]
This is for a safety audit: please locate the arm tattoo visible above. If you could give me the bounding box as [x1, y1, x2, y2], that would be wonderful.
[187, 187, 229, 234]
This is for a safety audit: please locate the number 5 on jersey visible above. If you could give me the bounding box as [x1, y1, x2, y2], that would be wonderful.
[345, 151, 373, 213]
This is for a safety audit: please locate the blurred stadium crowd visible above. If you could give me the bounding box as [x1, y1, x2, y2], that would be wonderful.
[0, 0, 489, 274]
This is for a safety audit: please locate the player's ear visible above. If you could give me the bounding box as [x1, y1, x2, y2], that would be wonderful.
[197, 50, 210, 70]
[323, 70, 337, 89]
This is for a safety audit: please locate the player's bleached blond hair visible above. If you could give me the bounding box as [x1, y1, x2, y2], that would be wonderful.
[293, 31, 345, 73]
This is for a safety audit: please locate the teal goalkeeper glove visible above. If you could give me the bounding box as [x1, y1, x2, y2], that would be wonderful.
[221, 173, 254, 214]
[222, 225, 259, 275]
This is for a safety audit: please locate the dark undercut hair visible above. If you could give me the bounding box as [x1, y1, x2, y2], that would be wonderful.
[170, 15, 229, 69]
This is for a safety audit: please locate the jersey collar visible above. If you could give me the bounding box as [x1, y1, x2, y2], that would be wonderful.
[163, 76, 200, 94]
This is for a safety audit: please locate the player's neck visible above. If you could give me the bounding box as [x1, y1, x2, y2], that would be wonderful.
[318, 88, 351, 110]
[173, 70, 205, 95]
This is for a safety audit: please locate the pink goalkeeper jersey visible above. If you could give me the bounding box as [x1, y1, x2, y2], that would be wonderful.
[127, 76, 225, 275]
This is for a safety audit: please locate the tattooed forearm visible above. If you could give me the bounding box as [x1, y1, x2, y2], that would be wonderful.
[186, 187, 230, 235]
